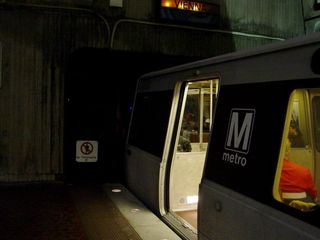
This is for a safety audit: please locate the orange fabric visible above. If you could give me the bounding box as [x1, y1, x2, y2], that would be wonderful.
[280, 159, 317, 199]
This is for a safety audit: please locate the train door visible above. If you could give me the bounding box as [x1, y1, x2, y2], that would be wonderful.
[274, 88, 320, 210]
[161, 79, 218, 235]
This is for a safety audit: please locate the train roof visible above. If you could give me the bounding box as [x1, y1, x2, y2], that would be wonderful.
[137, 32, 320, 91]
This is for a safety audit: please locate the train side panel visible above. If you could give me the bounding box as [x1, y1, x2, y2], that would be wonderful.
[199, 37, 320, 239]
[126, 88, 175, 211]
[126, 33, 320, 240]
[199, 181, 320, 240]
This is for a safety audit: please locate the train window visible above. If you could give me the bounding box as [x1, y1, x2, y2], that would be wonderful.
[128, 90, 173, 157]
[177, 81, 216, 152]
[274, 89, 320, 212]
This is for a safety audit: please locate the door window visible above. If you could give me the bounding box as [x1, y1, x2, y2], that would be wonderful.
[274, 89, 319, 212]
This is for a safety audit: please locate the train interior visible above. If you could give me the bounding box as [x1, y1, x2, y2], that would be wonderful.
[274, 88, 320, 211]
[165, 79, 219, 231]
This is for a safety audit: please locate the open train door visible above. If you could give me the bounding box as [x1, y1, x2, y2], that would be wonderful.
[160, 78, 219, 239]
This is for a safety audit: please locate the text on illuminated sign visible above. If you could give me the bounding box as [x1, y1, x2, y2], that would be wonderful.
[161, 0, 218, 14]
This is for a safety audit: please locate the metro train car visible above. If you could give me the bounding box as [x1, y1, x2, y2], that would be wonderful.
[125, 32, 320, 240]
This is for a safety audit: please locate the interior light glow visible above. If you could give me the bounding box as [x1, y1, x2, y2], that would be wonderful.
[161, 0, 173, 8]
[112, 188, 122, 193]
[186, 195, 198, 204]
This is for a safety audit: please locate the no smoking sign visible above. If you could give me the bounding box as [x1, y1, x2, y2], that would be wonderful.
[76, 140, 98, 162]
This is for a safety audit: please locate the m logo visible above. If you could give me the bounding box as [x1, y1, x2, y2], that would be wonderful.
[225, 109, 255, 154]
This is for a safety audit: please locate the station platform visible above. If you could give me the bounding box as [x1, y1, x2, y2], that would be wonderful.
[0, 182, 182, 240]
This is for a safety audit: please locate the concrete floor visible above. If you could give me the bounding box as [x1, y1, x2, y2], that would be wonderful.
[0, 182, 181, 240]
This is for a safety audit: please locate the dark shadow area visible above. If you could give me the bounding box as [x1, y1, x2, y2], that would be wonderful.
[0, 182, 143, 240]
[0, 183, 88, 240]
[64, 49, 201, 184]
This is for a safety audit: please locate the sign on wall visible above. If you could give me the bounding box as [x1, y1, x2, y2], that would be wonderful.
[76, 140, 98, 162]
[159, 0, 220, 26]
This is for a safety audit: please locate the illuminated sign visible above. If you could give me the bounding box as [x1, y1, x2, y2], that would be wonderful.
[161, 0, 219, 14]
[159, 0, 220, 26]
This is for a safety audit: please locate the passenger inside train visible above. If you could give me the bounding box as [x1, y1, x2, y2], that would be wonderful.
[288, 119, 305, 148]
[275, 89, 320, 212]
[280, 138, 318, 210]
[178, 112, 195, 152]
[178, 135, 192, 152]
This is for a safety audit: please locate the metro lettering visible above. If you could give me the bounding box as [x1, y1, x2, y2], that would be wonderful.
[222, 152, 247, 166]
